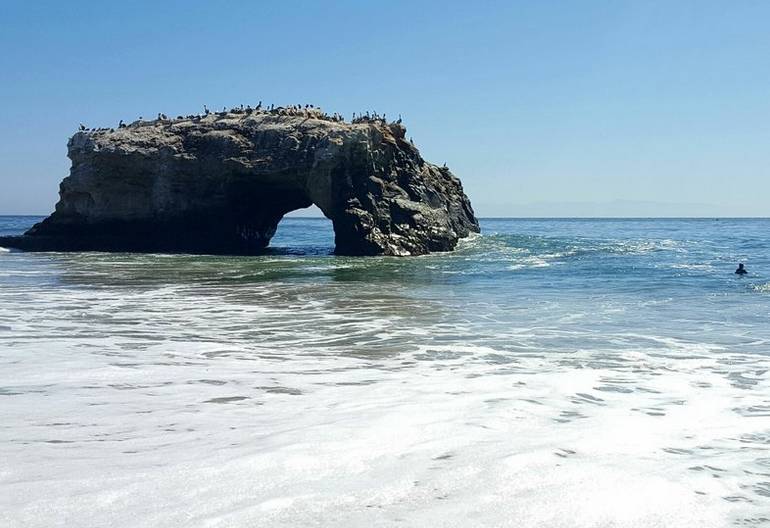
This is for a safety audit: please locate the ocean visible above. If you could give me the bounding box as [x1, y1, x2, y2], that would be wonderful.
[1, 216, 769, 527]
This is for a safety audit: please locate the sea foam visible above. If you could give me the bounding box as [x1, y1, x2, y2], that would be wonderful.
[2, 217, 770, 527]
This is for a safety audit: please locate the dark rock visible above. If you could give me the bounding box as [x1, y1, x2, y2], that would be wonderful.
[1, 110, 479, 256]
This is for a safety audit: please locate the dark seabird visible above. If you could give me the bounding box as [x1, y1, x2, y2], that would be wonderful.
[79, 124, 86, 131]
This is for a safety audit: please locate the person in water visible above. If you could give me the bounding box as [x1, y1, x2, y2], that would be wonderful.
[735, 263, 748, 275]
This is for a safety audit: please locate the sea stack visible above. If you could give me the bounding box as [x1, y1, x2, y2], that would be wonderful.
[1, 108, 479, 256]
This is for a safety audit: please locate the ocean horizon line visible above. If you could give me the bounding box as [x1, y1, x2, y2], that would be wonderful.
[2, 214, 769, 220]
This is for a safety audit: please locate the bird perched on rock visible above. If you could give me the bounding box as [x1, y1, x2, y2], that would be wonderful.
[79, 123, 86, 131]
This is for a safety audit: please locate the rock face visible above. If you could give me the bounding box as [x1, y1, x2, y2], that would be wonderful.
[1, 108, 479, 256]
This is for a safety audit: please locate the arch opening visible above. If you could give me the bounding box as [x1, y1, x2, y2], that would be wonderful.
[269, 206, 335, 256]
[219, 173, 340, 255]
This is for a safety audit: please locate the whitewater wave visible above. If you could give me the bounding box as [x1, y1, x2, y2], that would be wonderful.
[3, 217, 770, 527]
[469, 232, 685, 260]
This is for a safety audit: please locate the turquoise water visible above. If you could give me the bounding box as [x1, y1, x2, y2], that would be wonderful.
[1, 216, 769, 527]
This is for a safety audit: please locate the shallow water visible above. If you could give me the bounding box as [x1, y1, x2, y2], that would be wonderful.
[1, 216, 769, 527]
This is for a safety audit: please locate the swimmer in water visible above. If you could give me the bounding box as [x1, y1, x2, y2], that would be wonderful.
[735, 263, 748, 275]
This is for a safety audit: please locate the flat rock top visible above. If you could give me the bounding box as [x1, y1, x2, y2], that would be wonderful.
[73, 109, 406, 157]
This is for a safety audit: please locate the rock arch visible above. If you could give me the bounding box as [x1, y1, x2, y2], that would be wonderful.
[1, 110, 479, 256]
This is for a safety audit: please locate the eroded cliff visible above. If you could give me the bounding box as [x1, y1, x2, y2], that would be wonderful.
[1, 107, 479, 256]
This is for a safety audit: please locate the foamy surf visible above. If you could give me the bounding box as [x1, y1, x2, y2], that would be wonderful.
[1, 217, 769, 527]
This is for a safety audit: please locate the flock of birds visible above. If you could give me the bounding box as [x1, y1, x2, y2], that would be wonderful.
[77, 102, 406, 135]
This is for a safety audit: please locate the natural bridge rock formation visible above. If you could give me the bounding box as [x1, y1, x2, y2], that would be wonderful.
[1, 108, 479, 256]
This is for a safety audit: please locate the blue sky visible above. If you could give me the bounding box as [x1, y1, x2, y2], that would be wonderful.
[1, 1, 769, 216]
